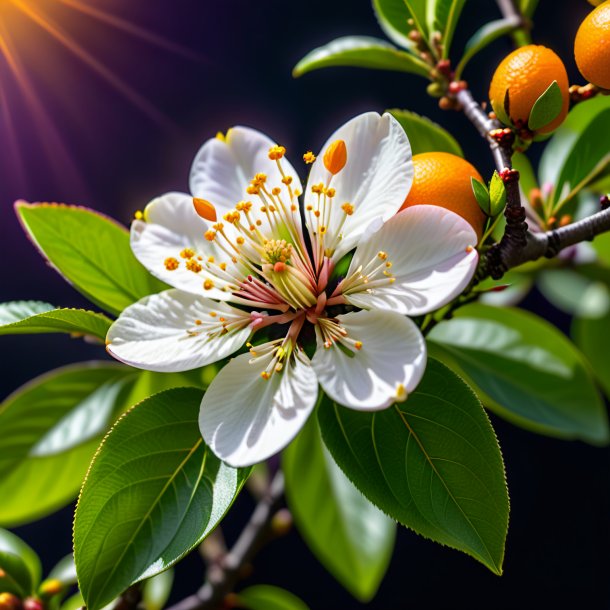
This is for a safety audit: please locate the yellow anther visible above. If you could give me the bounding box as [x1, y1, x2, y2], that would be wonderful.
[291, 204, 298, 212]
[216, 131, 225, 142]
[134, 210, 144, 220]
[306, 205, 313, 211]
[180, 248, 195, 259]
[195, 319, 202, 325]
[203, 279, 215, 290]
[396, 384, 408, 402]
[275, 362, 284, 372]
[282, 175, 293, 185]
[254, 172, 267, 184]
[212, 222, 225, 231]
[314, 210, 321, 218]
[272, 187, 281, 196]
[377, 251, 388, 260]
[261, 371, 271, 380]
[311, 183, 324, 194]
[269, 205, 277, 213]
[210, 311, 217, 317]
[303, 151, 316, 164]
[383, 270, 393, 277]
[208, 256, 215, 263]
[294, 189, 302, 196]
[247, 185, 260, 195]
[325, 188, 336, 198]
[204, 230, 216, 241]
[465, 245, 474, 253]
[389, 277, 396, 284]
[236, 236, 245, 245]
[385, 262, 392, 268]
[323, 139, 347, 175]
[256, 219, 262, 226]
[193, 198, 217, 222]
[260, 206, 267, 213]
[164, 257, 179, 271]
[186, 259, 203, 273]
[268, 145, 286, 160]
[354, 341, 363, 350]
[320, 226, 327, 234]
[223, 211, 240, 224]
[219, 262, 227, 271]
[341, 203, 354, 216]
[236, 201, 253, 212]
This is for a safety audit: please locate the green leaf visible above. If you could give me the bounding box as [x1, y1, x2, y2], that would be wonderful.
[512, 152, 538, 198]
[142, 570, 174, 610]
[372, 0, 427, 48]
[518, 0, 539, 18]
[489, 171, 508, 216]
[47, 555, 78, 588]
[0, 529, 42, 595]
[573, 308, 610, 398]
[527, 80, 563, 131]
[471, 177, 491, 215]
[539, 96, 610, 209]
[388, 109, 463, 157]
[283, 418, 395, 602]
[479, 271, 534, 307]
[0, 363, 134, 526]
[427, 0, 466, 58]
[74, 388, 249, 610]
[237, 585, 310, 610]
[429, 304, 610, 445]
[16, 203, 166, 316]
[318, 358, 509, 575]
[293, 36, 431, 79]
[0, 301, 112, 341]
[538, 269, 610, 318]
[60, 593, 85, 610]
[455, 17, 521, 79]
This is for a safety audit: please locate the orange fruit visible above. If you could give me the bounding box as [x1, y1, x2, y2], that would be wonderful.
[489, 44, 570, 134]
[400, 152, 486, 239]
[575, 1, 610, 89]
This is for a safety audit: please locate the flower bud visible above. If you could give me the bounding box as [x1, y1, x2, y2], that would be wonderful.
[38, 580, 64, 599]
[23, 598, 44, 610]
[0, 593, 22, 610]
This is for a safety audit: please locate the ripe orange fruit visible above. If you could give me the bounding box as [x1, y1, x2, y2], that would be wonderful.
[400, 152, 486, 239]
[489, 45, 570, 134]
[575, 1, 610, 89]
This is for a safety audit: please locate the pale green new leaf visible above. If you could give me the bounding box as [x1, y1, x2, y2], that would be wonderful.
[0, 363, 134, 526]
[518, 0, 539, 18]
[455, 17, 521, 79]
[16, 203, 166, 316]
[293, 36, 431, 78]
[283, 417, 395, 602]
[372, 0, 426, 48]
[528, 81, 563, 131]
[539, 96, 610, 208]
[428, 0, 466, 57]
[489, 171, 508, 217]
[0, 301, 112, 340]
[318, 358, 509, 575]
[388, 109, 463, 156]
[237, 585, 310, 610]
[429, 304, 610, 444]
[471, 177, 491, 215]
[0, 529, 42, 595]
[74, 388, 249, 610]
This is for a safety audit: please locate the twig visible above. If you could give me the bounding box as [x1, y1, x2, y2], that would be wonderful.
[166, 472, 285, 610]
[112, 585, 142, 610]
[455, 88, 610, 279]
[495, 0, 532, 46]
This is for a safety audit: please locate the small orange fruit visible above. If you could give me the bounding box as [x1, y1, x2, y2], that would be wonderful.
[575, 0, 610, 90]
[489, 44, 570, 134]
[400, 152, 486, 239]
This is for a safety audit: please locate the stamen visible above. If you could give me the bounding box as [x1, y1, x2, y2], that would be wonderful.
[303, 151, 316, 164]
[180, 248, 195, 259]
[323, 139, 347, 175]
[164, 257, 179, 271]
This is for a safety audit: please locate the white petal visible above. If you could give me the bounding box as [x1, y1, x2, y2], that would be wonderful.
[189, 126, 301, 218]
[200, 351, 317, 467]
[131, 192, 236, 300]
[312, 310, 426, 411]
[345, 205, 479, 316]
[304, 112, 413, 260]
[106, 290, 251, 372]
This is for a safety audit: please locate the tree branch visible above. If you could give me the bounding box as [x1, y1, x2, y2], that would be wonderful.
[495, 0, 532, 46]
[166, 472, 285, 610]
[455, 88, 610, 279]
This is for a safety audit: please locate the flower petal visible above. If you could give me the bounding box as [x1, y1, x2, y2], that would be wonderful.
[131, 192, 237, 300]
[312, 309, 426, 411]
[189, 126, 301, 217]
[304, 112, 413, 260]
[106, 290, 251, 372]
[344, 205, 479, 316]
[199, 351, 317, 467]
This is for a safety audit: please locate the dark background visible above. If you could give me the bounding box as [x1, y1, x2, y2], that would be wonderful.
[1, 1, 609, 608]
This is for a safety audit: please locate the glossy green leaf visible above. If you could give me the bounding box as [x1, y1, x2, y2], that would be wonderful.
[237, 585, 310, 610]
[283, 417, 395, 601]
[16, 202, 166, 316]
[573, 308, 610, 398]
[539, 96, 610, 208]
[318, 358, 509, 575]
[142, 569, 174, 610]
[593, 231, 610, 267]
[527, 81, 563, 131]
[429, 304, 610, 444]
[0, 529, 42, 595]
[74, 388, 249, 610]
[388, 109, 463, 156]
[538, 269, 610, 318]
[372, 0, 426, 48]
[489, 171, 508, 216]
[60, 593, 85, 610]
[454, 17, 521, 79]
[428, 0, 466, 57]
[471, 177, 491, 215]
[518, 0, 539, 18]
[0, 363, 134, 526]
[0, 301, 112, 340]
[479, 271, 534, 307]
[293, 36, 431, 79]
